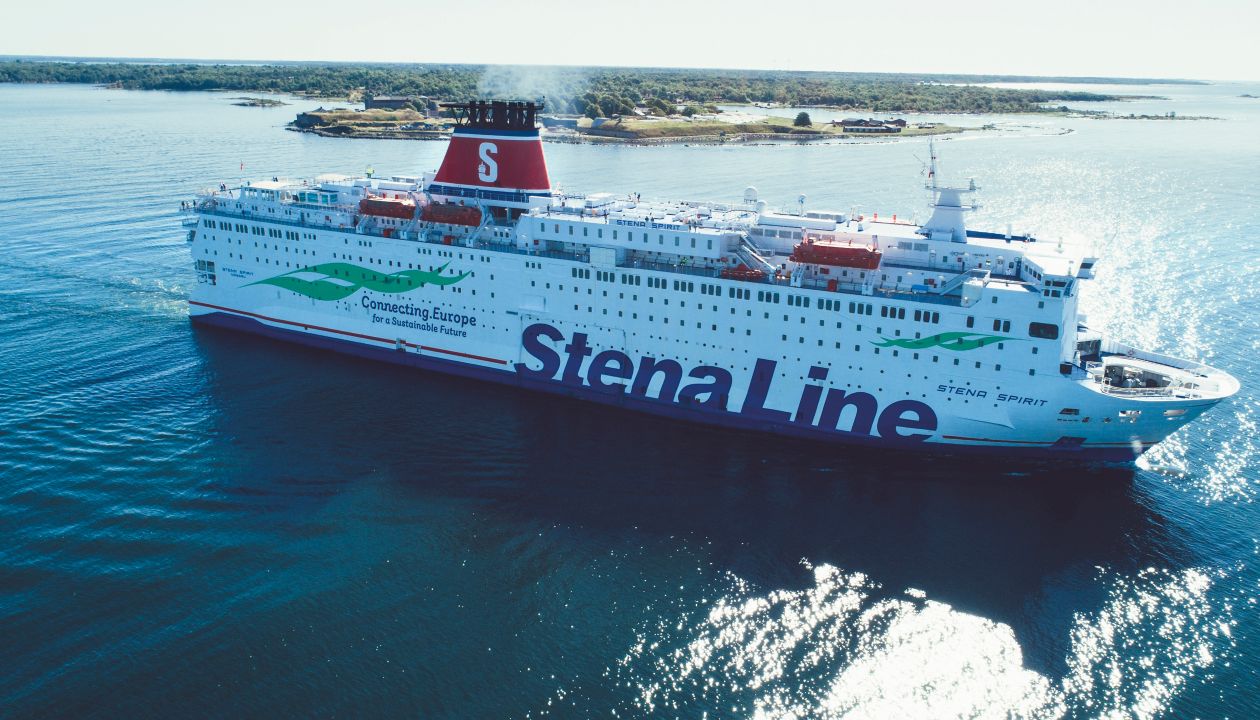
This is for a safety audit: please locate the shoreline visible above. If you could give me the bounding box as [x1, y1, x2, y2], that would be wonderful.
[285, 123, 971, 145]
[287, 107, 973, 145]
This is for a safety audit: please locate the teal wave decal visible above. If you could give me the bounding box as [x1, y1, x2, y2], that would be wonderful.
[248, 262, 468, 301]
[871, 331, 1015, 352]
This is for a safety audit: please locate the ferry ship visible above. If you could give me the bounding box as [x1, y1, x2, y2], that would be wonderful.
[183, 100, 1238, 461]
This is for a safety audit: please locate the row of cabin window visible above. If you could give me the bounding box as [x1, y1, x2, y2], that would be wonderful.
[556, 304, 1041, 376]
[576, 269, 744, 296]
[879, 306, 939, 323]
[969, 317, 1016, 334]
[539, 222, 716, 250]
[894, 241, 932, 252]
[207, 245, 1056, 348]
[217, 224, 306, 239]
[222, 226, 1058, 342]
[961, 315, 1056, 339]
[749, 227, 803, 240]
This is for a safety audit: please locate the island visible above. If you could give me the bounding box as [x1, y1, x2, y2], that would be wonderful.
[0, 60, 1216, 141]
[288, 106, 965, 144]
[232, 96, 288, 107]
[291, 108, 453, 139]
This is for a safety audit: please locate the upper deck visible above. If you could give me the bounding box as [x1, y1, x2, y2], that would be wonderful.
[187, 170, 1246, 404]
[190, 171, 1091, 308]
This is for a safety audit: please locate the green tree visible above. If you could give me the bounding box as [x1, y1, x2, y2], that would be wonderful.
[794, 111, 812, 127]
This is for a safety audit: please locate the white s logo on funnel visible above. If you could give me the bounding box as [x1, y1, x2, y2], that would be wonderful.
[477, 142, 499, 182]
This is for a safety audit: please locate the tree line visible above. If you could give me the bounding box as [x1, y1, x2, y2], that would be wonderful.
[0, 60, 1136, 114]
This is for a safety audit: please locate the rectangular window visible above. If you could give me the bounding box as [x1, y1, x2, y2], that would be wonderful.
[1029, 322, 1059, 339]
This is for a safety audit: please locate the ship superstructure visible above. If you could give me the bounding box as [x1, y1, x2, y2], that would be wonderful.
[183, 100, 1238, 460]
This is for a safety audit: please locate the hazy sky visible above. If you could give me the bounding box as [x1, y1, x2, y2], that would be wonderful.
[3, 0, 1255, 81]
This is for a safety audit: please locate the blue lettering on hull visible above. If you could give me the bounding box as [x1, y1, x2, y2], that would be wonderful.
[516, 322, 938, 442]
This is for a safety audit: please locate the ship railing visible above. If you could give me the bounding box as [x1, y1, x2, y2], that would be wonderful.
[620, 258, 723, 278]
[458, 239, 589, 263]
[868, 286, 964, 307]
[1094, 382, 1195, 399]
[196, 207, 358, 232]
[519, 247, 589, 262]
[929, 267, 989, 296]
[286, 200, 359, 213]
[1100, 338, 1213, 376]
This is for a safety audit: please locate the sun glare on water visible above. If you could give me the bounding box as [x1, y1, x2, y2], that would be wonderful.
[538, 561, 1234, 719]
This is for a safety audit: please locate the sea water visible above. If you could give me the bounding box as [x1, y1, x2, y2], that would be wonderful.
[0, 81, 1257, 718]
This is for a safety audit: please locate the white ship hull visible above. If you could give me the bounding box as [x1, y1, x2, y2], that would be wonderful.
[187, 224, 1224, 461]
[185, 100, 1237, 461]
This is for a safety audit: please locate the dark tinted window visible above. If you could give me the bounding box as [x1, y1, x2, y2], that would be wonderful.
[1029, 322, 1059, 339]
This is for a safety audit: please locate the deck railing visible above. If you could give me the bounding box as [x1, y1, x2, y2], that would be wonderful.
[190, 206, 976, 305]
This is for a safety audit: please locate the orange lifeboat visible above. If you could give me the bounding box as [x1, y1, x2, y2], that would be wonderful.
[790, 241, 881, 269]
[421, 203, 483, 227]
[359, 196, 416, 220]
[720, 264, 767, 282]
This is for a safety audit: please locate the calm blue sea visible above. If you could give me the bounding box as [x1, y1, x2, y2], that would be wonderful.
[1, 82, 1258, 718]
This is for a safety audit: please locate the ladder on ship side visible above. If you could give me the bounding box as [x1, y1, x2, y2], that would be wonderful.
[736, 238, 778, 276]
[930, 267, 989, 296]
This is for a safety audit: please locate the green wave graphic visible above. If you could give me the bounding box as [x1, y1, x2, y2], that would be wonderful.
[247, 262, 469, 301]
[871, 331, 1015, 351]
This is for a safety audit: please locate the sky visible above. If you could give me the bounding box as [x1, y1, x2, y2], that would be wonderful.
[2, 0, 1256, 82]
